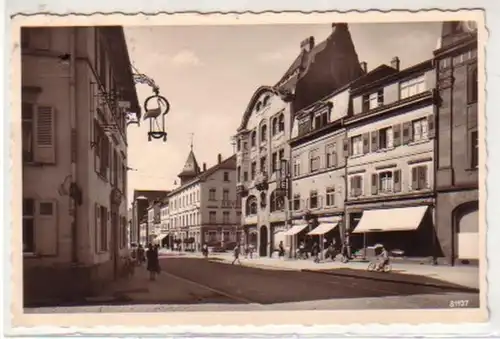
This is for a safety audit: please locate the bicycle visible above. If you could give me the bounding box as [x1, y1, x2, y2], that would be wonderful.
[367, 261, 392, 272]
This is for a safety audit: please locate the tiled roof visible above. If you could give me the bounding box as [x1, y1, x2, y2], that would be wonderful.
[178, 149, 201, 178]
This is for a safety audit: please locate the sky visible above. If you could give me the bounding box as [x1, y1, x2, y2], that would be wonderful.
[124, 22, 442, 204]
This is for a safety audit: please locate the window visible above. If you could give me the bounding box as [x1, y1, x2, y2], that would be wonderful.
[467, 64, 478, 104]
[246, 196, 258, 215]
[100, 206, 108, 251]
[298, 120, 311, 136]
[278, 149, 285, 162]
[325, 143, 337, 168]
[471, 130, 479, 168]
[326, 188, 335, 207]
[260, 124, 268, 142]
[251, 130, 257, 147]
[223, 171, 230, 182]
[363, 90, 383, 111]
[209, 188, 216, 201]
[237, 166, 241, 182]
[379, 127, 394, 149]
[223, 211, 230, 224]
[411, 165, 429, 190]
[351, 135, 363, 156]
[270, 190, 284, 212]
[293, 194, 301, 211]
[278, 114, 285, 132]
[223, 189, 230, 201]
[412, 118, 429, 142]
[243, 171, 248, 182]
[98, 39, 107, 87]
[272, 117, 278, 135]
[121, 217, 127, 248]
[314, 112, 329, 129]
[251, 162, 257, 180]
[22, 102, 34, 163]
[23, 198, 35, 253]
[260, 156, 267, 174]
[293, 157, 301, 177]
[309, 191, 318, 209]
[349, 175, 363, 197]
[237, 139, 241, 151]
[400, 75, 426, 99]
[378, 171, 393, 193]
[309, 149, 320, 172]
[209, 211, 217, 224]
[271, 152, 278, 173]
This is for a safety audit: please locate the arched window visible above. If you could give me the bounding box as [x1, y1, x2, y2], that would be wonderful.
[250, 130, 257, 147]
[269, 190, 284, 212]
[278, 113, 285, 132]
[245, 195, 258, 216]
[256, 102, 262, 112]
[272, 117, 278, 136]
[263, 95, 270, 107]
[260, 124, 268, 143]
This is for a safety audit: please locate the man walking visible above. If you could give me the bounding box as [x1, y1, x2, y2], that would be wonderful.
[232, 243, 242, 265]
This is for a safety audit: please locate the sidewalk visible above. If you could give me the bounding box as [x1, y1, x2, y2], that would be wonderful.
[208, 253, 480, 291]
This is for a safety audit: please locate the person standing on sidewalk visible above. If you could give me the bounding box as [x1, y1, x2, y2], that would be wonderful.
[232, 244, 242, 265]
[278, 241, 285, 259]
[146, 243, 160, 281]
[312, 242, 320, 263]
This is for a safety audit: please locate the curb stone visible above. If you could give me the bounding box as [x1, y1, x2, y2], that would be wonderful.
[301, 269, 479, 293]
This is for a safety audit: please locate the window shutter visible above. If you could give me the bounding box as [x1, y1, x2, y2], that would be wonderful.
[343, 138, 350, 157]
[349, 176, 355, 197]
[35, 200, 58, 256]
[331, 151, 338, 167]
[393, 124, 402, 147]
[362, 133, 370, 154]
[427, 114, 436, 139]
[356, 176, 363, 196]
[411, 167, 418, 190]
[95, 204, 100, 253]
[371, 130, 379, 152]
[402, 122, 412, 145]
[371, 173, 378, 195]
[467, 64, 478, 104]
[419, 166, 428, 189]
[393, 169, 402, 192]
[33, 105, 56, 164]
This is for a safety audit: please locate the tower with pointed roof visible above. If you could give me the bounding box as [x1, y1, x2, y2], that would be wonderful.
[178, 137, 201, 185]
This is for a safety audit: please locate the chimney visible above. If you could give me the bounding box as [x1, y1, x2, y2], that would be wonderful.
[217, 154, 222, 164]
[359, 62, 367, 73]
[391, 56, 400, 71]
[300, 36, 315, 52]
[203, 163, 207, 171]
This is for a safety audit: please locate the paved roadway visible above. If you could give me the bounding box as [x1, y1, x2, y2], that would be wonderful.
[26, 257, 480, 313]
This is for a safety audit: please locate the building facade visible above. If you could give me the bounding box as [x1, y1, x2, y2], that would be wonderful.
[155, 199, 171, 247]
[236, 23, 365, 257]
[146, 201, 162, 244]
[21, 26, 140, 303]
[344, 59, 438, 259]
[168, 151, 241, 251]
[434, 21, 479, 265]
[130, 189, 169, 245]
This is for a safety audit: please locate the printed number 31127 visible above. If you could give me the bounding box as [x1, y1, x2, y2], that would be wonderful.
[449, 300, 469, 308]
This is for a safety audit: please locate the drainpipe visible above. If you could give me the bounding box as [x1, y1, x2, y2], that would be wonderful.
[69, 28, 79, 264]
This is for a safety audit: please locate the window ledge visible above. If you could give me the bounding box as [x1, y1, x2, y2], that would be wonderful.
[465, 167, 479, 172]
[408, 139, 430, 146]
[375, 147, 396, 153]
[23, 252, 38, 258]
[349, 154, 364, 159]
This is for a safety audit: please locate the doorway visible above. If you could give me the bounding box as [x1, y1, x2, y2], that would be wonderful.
[259, 225, 268, 257]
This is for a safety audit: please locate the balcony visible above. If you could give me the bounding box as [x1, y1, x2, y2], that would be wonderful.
[236, 183, 249, 197]
[255, 172, 269, 191]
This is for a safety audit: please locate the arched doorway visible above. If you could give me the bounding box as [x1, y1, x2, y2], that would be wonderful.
[453, 201, 479, 264]
[259, 225, 268, 257]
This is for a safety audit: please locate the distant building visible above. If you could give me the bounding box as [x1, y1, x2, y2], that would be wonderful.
[130, 189, 169, 245]
[434, 21, 479, 265]
[168, 149, 241, 251]
[146, 201, 162, 244]
[21, 26, 140, 303]
[157, 199, 171, 247]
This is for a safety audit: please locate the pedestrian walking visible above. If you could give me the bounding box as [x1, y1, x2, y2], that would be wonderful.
[312, 242, 320, 263]
[137, 244, 145, 265]
[248, 244, 254, 259]
[278, 241, 285, 259]
[232, 244, 242, 265]
[146, 243, 160, 281]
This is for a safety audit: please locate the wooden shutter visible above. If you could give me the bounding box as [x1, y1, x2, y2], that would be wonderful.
[331, 151, 338, 167]
[33, 105, 56, 164]
[349, 176, 355, 197]
[356, 176, 363, 196]
[35, 200, 58, 256]
[362, 133, 370, 154]
[467, 64, 478, 104]
[411, 167, 418, 190]
[371, 173, 378, 195]
[393, 124, 402, 147]
[95, 203, 100, 253]
[371, 130, 379, 152]
[343, 138, 350, 157]
[402, 121, 412, 145]
[427, 114, 436, 139]
[393, 169, 402, 192]
[419, 166, 428, 189]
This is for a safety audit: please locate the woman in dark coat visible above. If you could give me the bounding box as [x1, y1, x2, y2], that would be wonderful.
[146, 243, 160, 280]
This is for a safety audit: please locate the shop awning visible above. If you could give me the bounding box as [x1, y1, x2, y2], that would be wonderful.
[352, 206, 428, 233]
[154, 233, 169, 242]
[283, 224, 308, 236]
[308, 222, 339, 236]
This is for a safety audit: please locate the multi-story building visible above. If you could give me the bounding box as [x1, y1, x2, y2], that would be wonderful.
[434, 21, 479, 265]
[146, 201, 162, 244]
[156, 199, 171, 247]
[236, 23, 365, 257]
[168, 149, 241, 251]
[21, 26, 140, 303]
[130, 189, 169, 244]
[344, 58, 438, 259]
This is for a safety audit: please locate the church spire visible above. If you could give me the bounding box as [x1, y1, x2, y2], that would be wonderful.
[178, 134, 201, 185]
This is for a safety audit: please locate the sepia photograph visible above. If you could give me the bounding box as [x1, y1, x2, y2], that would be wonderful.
[14, 13, 485, 322]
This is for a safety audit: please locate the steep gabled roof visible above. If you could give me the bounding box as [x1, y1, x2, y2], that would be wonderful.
[178, 149, 201, 178]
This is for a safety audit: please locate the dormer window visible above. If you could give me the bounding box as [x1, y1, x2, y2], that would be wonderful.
[362, 90, 384, 112]
[314, 111, 328, 130]
[400, 75, 426, 100]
